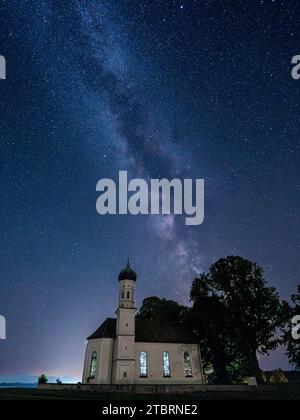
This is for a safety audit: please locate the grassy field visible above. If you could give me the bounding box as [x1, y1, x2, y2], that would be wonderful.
[0, 387, 299, 400]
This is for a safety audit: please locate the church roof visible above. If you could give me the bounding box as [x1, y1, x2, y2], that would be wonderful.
[87, 318, 198, 344]
[87, 318, 116, 340]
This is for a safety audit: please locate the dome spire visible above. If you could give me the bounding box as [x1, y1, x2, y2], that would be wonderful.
[118, 259, 137, 282]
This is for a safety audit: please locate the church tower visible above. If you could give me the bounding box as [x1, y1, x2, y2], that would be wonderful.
[113, 260, 137, 384]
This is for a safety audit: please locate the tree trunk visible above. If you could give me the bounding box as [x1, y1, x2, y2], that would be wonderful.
[247, 348, 263, 384]
[213, 353, 230, 384]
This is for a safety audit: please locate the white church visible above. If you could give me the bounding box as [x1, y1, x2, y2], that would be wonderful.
[82, 261, 204, 385]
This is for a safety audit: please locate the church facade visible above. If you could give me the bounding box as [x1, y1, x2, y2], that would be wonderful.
[82, 262, 204, 385]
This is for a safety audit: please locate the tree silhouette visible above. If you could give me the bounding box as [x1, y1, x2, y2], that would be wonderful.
[38, 374, 48, 385]
[192, 256, 284, 382]
[190, 273, 249, 383]
[136, 296, 187, 323]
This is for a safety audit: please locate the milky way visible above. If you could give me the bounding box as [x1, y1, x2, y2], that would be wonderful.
[0, 0, 299, 377]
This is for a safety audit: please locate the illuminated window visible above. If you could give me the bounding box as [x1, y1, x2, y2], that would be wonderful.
[89, 351, 97, 379]
[140, 352, 148, 377]
[163, 351, 171, 377]
[184, 352, 193, 377]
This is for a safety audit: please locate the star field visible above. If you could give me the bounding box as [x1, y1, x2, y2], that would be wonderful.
[0, 0, 299, 377]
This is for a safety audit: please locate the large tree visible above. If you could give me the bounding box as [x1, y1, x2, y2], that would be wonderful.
[190, 275, 233, 383]
[136, 296, 188, 323]
[192, 256, 284, 382]
[190, 273, 248, 384]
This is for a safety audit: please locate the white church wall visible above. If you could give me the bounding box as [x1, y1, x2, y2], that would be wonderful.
[83, 338, 114, 384]
[134, 342, 203, 384]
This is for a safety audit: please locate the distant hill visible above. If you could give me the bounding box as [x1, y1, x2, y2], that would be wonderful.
[0, 383, 36, 388]
[0, 372, 80, 386]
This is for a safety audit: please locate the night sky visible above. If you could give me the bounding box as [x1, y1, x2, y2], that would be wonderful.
[0, 0, 299, 379]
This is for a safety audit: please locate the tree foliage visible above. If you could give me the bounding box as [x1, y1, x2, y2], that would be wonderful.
[189, 274, 234, 383]
[191, 256, 284, 382]
[38, 374, 48, 385]
[136, 296, 188, 323]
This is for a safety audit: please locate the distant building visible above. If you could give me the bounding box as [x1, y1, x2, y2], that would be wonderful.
[82, 261, 204, 385]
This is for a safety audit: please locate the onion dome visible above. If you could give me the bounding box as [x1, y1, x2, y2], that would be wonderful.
[118, 259, 137, 282]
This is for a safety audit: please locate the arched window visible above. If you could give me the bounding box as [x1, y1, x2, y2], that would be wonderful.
[121, 291, 125, 299]
[140, 352, 148, 377]
[127, 291, 130, 299]
[162, 351, 171, 377]
[89, 351, 97, 379]
[184, 352, 193, 377]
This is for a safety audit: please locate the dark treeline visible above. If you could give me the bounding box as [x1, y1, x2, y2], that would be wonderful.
[136, 256, 300, 384]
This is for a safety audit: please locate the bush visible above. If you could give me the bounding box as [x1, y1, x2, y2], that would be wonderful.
[38, 374, 48, 384]
[269, 369, 288, 384]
